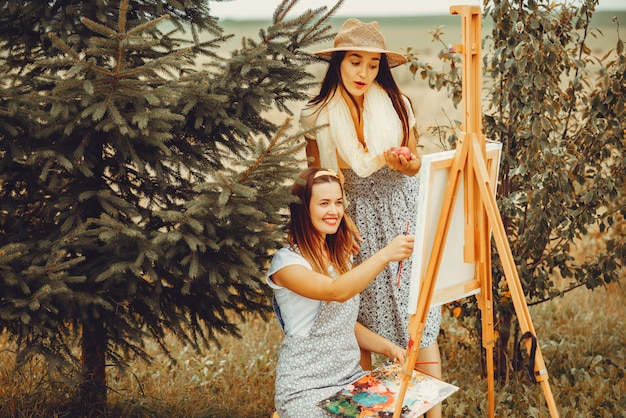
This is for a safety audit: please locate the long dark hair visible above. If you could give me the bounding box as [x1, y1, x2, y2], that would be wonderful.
[288, 167, 353, 275]
[306, 51, 412, 146]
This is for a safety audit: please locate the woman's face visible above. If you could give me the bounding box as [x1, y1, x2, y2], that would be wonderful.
[339, 50, 381, 97]
[309, 181, 344, 238]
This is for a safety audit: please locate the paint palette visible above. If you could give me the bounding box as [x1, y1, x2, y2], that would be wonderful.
[318, 361, 458, 417]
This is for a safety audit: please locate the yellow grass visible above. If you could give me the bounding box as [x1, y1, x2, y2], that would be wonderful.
[1, 279, 623, 417]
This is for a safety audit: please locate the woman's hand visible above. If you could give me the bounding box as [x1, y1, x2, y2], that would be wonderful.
[382, 233, 414, 263]
[384, 147, 420, 175]
[388, 343, 406, 364]
[355, 322, 407, 365]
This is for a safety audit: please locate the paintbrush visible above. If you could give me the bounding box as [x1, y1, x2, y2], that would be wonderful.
[396, 220, 410, 288]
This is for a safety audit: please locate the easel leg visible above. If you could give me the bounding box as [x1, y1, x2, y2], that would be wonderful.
[472, 141, 560, 417]
[393, 136, 468, 418]
[476, 237, 496, 418]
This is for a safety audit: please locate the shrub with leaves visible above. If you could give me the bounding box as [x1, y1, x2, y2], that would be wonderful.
[407, 0, 625, 378]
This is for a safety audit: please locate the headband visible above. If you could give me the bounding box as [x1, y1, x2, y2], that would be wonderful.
[314, 169, 339, 179]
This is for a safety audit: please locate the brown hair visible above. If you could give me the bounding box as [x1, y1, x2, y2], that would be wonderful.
[306, 51, 412, 146]
[288, 167, 353, 275]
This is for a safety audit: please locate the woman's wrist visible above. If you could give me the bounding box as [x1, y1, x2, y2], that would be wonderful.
[400, 157, 420, 176]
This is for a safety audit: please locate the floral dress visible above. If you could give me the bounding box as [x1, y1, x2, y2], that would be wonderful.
[343, 166, 441, 349]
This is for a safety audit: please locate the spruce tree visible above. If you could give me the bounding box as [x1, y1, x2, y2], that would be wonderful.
[0, 0, 340, 412]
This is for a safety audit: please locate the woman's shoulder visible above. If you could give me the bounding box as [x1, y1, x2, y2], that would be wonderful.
[267, 246, 312, 289]
[400, 94, 416, 126]
[270, 246, 311, 270]
[401, 94, 414, 110]
[273, 245, 299, 258]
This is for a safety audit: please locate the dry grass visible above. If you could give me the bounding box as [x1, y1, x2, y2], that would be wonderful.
[440, 280, 626, 417]
[0, 278, 623, 417]
[106, 315, 282, 417]
[0, 315, 283, 418]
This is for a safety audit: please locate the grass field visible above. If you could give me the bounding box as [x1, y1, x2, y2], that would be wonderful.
[1, 10, 625, 418]
[1, 280, 623, 417]
[103, 282, 625, 417]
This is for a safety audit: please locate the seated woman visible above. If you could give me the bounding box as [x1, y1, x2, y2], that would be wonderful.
[267, 167, 414, 417]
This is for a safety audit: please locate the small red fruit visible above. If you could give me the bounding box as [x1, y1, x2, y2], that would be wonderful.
[391, 146, 412, 159]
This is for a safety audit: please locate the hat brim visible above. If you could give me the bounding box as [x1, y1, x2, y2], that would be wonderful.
[313, 46, 407, 68]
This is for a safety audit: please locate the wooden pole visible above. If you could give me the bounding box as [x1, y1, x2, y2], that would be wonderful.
[451, 6, 496, 417]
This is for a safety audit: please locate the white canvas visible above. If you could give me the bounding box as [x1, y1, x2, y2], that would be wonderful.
[408, 141, 502, 313]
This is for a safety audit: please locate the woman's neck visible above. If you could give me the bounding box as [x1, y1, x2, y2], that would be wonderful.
[340, 88, 364, 111]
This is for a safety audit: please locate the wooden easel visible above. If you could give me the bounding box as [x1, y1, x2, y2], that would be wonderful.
[393, 6, 559, 418]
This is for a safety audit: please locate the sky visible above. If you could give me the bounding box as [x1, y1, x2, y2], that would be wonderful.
[211, 0, 626, 20]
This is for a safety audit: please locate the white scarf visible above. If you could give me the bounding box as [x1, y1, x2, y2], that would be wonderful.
[315, 82, 404, 178]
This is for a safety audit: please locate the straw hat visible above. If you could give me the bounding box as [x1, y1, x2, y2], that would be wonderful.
[314, 18, 407, 68]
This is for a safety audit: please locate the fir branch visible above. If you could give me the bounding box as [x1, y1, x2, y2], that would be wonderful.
[47, 33, 115, 78]
[235, 118, 292, 186]
[80, 17, 123, 40]
[118, 0, 128, 34]
[126, 15, 171, 37]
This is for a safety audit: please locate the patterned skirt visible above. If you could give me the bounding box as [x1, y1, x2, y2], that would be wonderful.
[342, 167, 441, 348]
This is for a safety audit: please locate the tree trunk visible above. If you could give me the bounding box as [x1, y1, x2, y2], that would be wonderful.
[80, 314, 108, 415]
[496, 309, 513, 380]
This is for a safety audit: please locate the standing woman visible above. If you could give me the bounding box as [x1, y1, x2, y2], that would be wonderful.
[267, 167, 412, 417]
[299, 18, 443, 417]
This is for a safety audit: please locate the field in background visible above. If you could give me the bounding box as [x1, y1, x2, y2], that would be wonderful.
[0, 10, 624, 418]
[217, 14, 467, 155]
[218, 11, 626, 154]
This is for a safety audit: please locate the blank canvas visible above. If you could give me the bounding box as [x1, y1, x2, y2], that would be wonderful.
[408, 141, 502, 313]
